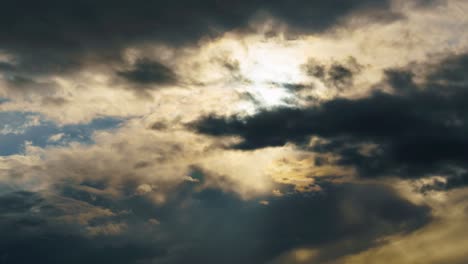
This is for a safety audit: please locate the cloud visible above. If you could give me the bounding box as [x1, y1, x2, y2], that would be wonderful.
[0, 0, 463, 126]
[86, 222, 128, 236]
[191, 52, 468, 182]
[0, 190, 166, 264]
[151, 182, 429, 263]
[326, 186, 468, 264]
[300, 56, 364, 92]
[116, 59, 177, 88]
[0, 0, 427, 95]
[0, 234, 166, 264]
[0, 1, 466, 263]
[0, 191, 43, 214]
[48, 133, 65, 143]
[0, 179, 430, 264]
[0, 113, 122, 155]
[0, 111, 432, 263]
[0, 0, 400, 53]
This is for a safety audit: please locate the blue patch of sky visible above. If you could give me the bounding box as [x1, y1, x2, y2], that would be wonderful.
[0, 111, 124, 156]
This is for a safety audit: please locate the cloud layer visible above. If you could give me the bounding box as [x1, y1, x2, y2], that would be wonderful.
[1, 0, 468, 263]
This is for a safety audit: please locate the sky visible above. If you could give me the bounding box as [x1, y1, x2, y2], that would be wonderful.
[1, 0, 468, 263]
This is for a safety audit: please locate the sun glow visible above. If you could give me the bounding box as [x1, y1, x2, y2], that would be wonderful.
[233, 40, 309, 109]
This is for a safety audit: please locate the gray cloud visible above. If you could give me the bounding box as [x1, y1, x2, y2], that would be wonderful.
[302, 57, 364, 92]
[0, 0, 414, 79]
[0, 176, 430, 264]
[116, 59, 177, 88]
[191, 53, 468, 183]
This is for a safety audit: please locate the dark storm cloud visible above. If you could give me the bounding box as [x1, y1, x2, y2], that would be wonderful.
[0, 191, 43, 214]
[191, 53, 468, 181]
[0, 237, 165, 264]
[0, 62, 16, 72]
[155, 183, 429, 264]
[117, 59, 177, 87]
[0, 190, 167, 264]
[0, 173, 430, 264]
[3, 75, 59, 93]
[0, 0, 411, 77]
